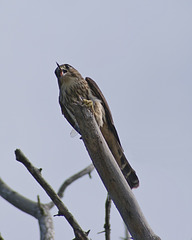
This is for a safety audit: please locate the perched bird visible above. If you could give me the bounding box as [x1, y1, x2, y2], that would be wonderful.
[55, 63, 139, 189]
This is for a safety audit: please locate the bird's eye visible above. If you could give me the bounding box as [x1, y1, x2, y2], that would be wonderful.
[62, 69, 67, 74]
[64, 64, 70, 69]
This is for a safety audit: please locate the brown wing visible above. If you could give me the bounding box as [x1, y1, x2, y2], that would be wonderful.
[86, 77, 139, 189]
[85, 77, 122, 147]
[59, 98, 80, 134]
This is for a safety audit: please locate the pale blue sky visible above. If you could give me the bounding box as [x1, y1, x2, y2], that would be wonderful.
[0, 1, 192, 239]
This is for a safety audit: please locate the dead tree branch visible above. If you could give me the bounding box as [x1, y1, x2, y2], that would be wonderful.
[0, 162, 93, 239]
[0, 178, 54, 240]
[73, 104, 161, 240]
[15, 149, 89, 240]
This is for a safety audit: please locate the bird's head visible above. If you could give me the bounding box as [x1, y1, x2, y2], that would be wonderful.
[55, 63, 82, 88]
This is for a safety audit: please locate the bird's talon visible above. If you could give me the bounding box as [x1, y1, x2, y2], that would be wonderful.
[82, 99, 94, 111]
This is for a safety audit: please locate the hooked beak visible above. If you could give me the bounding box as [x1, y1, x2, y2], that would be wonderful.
[56, 62, 64, 77]
[56, 62, 62, 70]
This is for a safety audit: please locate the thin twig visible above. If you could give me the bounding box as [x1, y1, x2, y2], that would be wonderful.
[104, 194, 111, 240]
[58, 164, 94, 198]
[47, 164, 94, 209]
[15, 149, 89, 240]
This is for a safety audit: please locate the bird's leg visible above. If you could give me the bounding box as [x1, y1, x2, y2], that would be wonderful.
[82, 99, 94, 112]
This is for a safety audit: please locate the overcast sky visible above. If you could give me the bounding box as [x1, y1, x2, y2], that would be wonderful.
[0, 1, 192, 239]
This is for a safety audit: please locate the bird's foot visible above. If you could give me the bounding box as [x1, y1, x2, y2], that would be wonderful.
[82, 99, 94, 111]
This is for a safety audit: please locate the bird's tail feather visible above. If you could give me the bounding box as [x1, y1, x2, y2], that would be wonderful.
[101, 125, 139, 189]
[120, 153, 139, 189]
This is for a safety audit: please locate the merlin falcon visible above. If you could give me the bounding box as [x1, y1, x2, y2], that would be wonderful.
[55, 63, 139, 189]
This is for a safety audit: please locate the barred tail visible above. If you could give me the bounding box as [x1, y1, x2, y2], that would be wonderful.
[101, 124, 139, 189]
[120, 154, 139, 189]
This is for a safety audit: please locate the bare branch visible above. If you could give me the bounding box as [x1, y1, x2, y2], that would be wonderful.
[58, 164, 94, 198]
[46, 164, 94, 209]
[0, 178, 54, 240]
[104, 194, 111, 240]
[0, 177, 38, 216]
[15, 149, 89, 240]
[73, 104, 161, 240]
[1, 156, 93, 239]
[37, 196, 55, 240]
